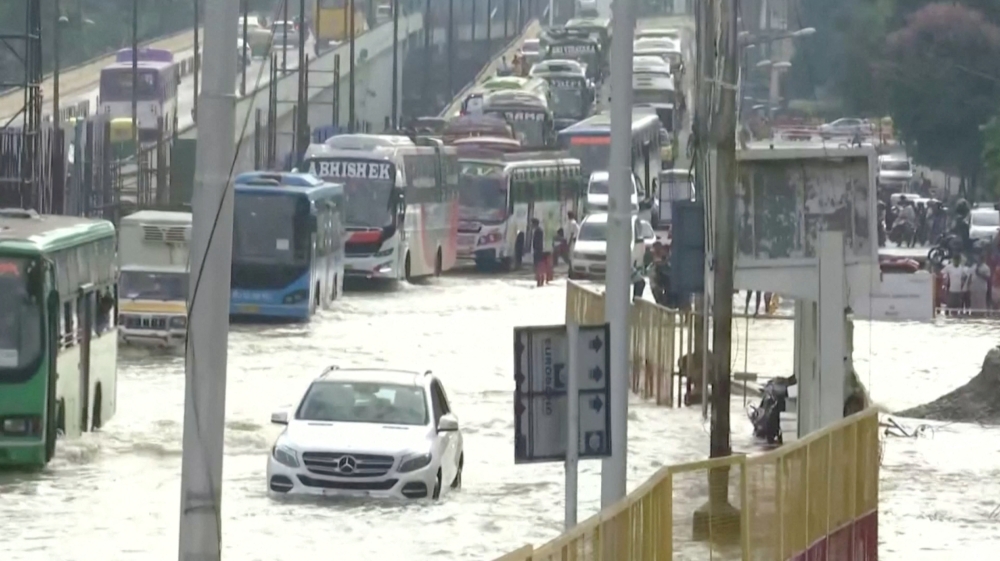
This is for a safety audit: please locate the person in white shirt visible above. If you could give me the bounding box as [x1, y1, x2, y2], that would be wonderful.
[941, 255, 968, 313]
[566, 211, 580, 266]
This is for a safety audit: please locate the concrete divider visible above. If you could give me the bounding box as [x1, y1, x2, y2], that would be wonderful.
[440, 20, 542, 118]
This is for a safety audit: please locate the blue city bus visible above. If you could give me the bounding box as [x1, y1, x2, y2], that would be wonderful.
[231, 172, 346, 321]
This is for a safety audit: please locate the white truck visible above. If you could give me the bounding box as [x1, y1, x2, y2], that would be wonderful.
[117, 210, 191, 348]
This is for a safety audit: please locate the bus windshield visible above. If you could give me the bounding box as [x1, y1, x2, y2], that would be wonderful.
[565, 137, 610, 177]
[0, 257, 43, 381]
[119, 271, 188, 301]
[459, 162, 507, 222]
[343, 180, 394, 228]
[233, 193, 311, 265]
[100, 68, 161, 102]
[551, 87, 585, 118]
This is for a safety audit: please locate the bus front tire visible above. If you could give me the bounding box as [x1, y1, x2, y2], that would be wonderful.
[404, 252, 412, 283]
[91, 385, 103, 431]
[435, 248, 443, 277]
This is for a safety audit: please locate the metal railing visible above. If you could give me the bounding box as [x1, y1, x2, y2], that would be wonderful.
[493, 408, 880, 560]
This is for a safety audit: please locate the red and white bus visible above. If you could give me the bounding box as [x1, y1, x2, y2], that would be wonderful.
[303, 134, 459, 282]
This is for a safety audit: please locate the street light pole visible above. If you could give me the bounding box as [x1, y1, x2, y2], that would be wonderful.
[177, 0, 239, 553]
[391, 0, 400, 128]
[131, 0, 139, 149]
[241, 0, 248, 96]
[194, 0, 200, 121]
[282, 0, 290, 71]
[52, 0, 61, 127]
[602, 0, 634, 510]
[348, 0, 356, 132]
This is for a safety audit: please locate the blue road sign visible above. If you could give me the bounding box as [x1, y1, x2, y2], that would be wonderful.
[513, 323, 612, 464]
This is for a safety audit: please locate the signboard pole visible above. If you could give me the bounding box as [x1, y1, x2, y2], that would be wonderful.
[564, 321, 579, 529]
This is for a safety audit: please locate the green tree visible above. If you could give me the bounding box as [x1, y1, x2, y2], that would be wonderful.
[786, 0, 893, 115]
[881, 3, 1000, 183]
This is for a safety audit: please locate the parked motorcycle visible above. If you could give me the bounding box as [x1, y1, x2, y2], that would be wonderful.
[748, 376, 795, 445]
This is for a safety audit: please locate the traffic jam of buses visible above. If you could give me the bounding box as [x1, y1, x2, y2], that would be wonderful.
[0, 4, 691, 503]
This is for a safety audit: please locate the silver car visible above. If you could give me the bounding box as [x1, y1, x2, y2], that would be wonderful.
[272, 21, 300, 48]
[819, 118, 872, 140]
[970, 207, 1000, 242]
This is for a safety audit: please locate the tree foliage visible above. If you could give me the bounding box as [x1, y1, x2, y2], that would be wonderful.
[881, 3, 1000, 177]
[983, 114, 1000, 198]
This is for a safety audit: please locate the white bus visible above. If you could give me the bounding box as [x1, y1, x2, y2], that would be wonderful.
[456, 151, 584, 269]
[98, 48, 180, 140]
[303, 134, 460, 282]
[117, 210, 191, 348]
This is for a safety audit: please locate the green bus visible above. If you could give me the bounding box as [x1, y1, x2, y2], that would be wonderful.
[0, 209, 119, 467]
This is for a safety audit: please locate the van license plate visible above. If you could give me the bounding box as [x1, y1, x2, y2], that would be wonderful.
[237, 304, 259, 314]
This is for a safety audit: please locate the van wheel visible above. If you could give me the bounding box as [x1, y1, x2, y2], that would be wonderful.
[332, 275, 338, 301]
[91, 385, 103, 431]
[514, 234, 525, 269]
[435, 248, 443, 277]
[314, 282, 321, 310]
[404, 252, 412, 283]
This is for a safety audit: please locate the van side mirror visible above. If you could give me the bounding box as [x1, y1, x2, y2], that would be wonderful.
[270, 411, 288, 425]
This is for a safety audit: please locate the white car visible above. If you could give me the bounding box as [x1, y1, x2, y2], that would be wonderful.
[586, 171, 639, 215]
[267, 367, 464, 500]
[570, 213, 648, 279]
[970, 207, 1000, 242]
[877, 155, 913, 187]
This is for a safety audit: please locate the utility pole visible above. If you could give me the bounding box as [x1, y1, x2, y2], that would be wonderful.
[391, 0, 400, 128]
[487, 0, 492, 44]
[241, 0, 248, 96]
[447, 0, 454, 99]
[53, 0, 62, 127]
[131, 0, 139, 150]
[177, 0, 238, 554]
[471, 0, 476, 42]
[282, 0, 290, 71]
[296, 0, 309, 158]
[601, 0, 634, 510]
[194, 0, 200, 121]
[693, 0, 741, 542]
[348, 0, 356, 132]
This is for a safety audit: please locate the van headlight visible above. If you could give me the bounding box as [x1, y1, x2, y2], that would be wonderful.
[272, 443, 300, 468]
[374, 246, 394, 257]
[169, 316, 187, 329]
[398, 452, 432, 473]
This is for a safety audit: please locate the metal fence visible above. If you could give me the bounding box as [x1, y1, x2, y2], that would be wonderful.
[493, 408, 880, 561]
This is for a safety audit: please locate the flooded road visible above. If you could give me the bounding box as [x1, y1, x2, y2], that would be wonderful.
[1, 274, 996, 560]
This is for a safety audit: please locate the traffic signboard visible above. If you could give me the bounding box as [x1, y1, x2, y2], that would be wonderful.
[513, 323, 611, 464]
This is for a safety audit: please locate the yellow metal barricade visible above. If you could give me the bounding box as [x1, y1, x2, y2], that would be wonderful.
[565, 281, 688, 406]
[490, 408, 881, 561]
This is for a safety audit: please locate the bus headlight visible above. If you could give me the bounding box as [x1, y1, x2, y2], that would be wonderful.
[374, 246, 394, 257]
[282, 290, 309, 304]
[478, 232, 502, 245]
[169, 316, 187, 329]
[2, 416, 40, 436]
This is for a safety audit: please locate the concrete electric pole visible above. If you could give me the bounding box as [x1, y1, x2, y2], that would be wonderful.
[601, 0, 636, 510]
[177, 0, 238, 557]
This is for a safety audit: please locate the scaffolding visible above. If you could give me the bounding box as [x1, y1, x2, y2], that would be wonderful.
[0, 0, 46, 210]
